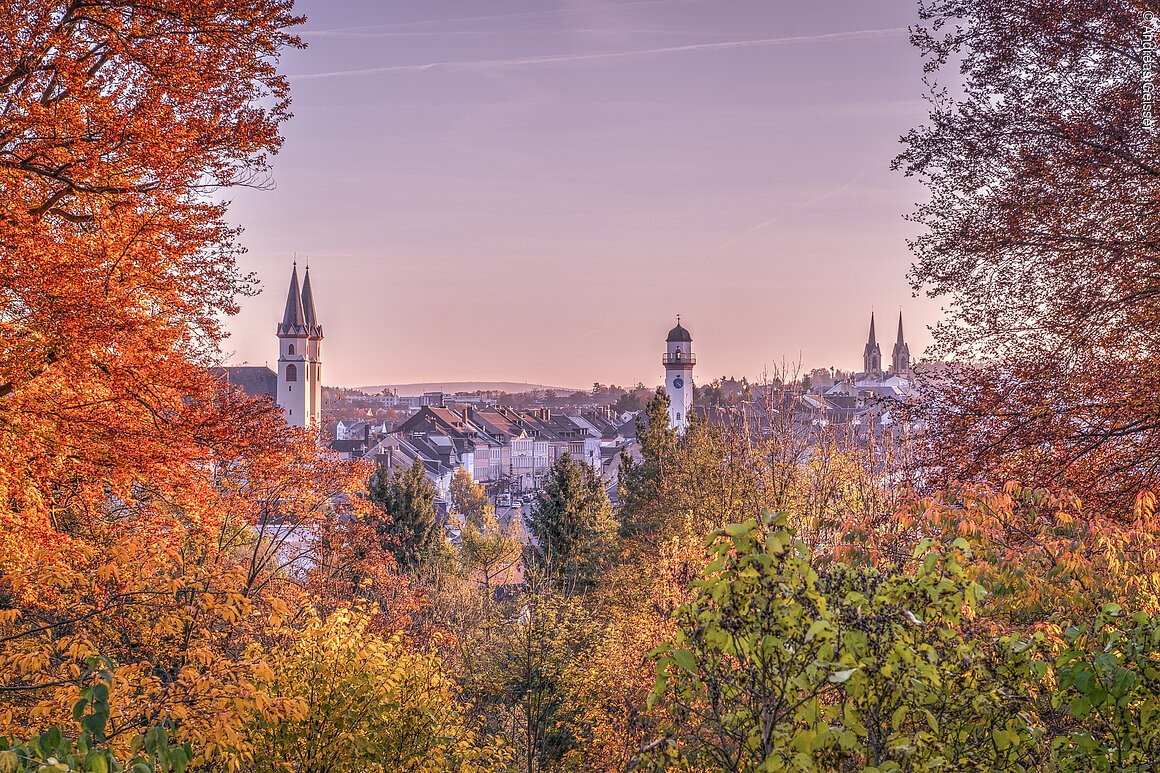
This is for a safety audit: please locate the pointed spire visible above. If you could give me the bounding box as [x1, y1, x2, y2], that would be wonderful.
[278, 262, 306, 335]
[301, 262, 319, 333]
[891, 310, 910, 377]
[867, 312, 877, 347]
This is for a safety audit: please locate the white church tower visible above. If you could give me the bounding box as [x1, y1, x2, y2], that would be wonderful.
[662, 317, 695, 433]
[276, 262, 323, 429]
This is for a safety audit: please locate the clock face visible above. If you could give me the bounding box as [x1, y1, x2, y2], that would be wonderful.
[672, 376, 684, 390]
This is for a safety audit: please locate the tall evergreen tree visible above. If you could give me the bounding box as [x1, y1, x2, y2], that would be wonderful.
[366, 459, 440, 570]
[617, 387, 679, 539]
[527, 452, 615, 589]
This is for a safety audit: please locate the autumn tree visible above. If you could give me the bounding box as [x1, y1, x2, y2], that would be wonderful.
[460, 511, 524, 597]
[451, 467, 493, 528]
[640, 515, 1044, 771]
[366, 460, 441, 571]
[237, 609, 504, 773]
[0, 0, 404, 758]
[0, 659, 196, 773]
[895, 0, 1160, 511]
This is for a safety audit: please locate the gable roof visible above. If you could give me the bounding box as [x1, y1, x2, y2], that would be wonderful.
[212, 366, 277, 400]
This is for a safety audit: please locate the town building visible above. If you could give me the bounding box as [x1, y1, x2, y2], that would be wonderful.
[276, 262, 323, 429]
[662, 317, 695, 433]
[861, 311, 910, 380]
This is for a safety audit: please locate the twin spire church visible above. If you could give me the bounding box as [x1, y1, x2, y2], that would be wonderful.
[861, 311, 910, 379]
[276, 262, 323, 428]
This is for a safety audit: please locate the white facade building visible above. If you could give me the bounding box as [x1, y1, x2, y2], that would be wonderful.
[662, 318, 695, 433]
[276, 263, 323, 430]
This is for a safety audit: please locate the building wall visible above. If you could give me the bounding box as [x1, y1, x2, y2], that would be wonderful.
[277, 333, 309, 427]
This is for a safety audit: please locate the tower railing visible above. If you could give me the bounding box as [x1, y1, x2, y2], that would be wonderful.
[662, 352, 696, 366]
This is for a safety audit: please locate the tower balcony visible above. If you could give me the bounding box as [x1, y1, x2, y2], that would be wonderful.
[662, 352, 696, 367]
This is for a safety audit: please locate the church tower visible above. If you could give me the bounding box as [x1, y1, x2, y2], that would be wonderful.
[301, 264, 324, 424]
[890, 311, 910, 378]
[276, 262, 322, 429]
[863, 312, 882, 378]
[663, 317, 695, 433]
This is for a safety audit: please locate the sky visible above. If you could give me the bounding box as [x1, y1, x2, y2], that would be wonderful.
[221, 0, 939, 390]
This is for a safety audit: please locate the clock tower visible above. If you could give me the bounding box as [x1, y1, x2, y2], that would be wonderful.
[663, 317, 695, 433]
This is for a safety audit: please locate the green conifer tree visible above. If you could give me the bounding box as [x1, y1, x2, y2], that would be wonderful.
[527, 452, 615, 589]
[617, 387, 679, 539]
[366, 459, 440, 570]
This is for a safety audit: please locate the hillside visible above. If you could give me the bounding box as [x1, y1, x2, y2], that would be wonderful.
[356, 381, 584, 396]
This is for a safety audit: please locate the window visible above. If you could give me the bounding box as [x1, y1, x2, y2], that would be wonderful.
[288, 343, 295, 355]
[286, 363, 297, 382]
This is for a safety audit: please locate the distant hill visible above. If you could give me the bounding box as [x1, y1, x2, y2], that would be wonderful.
[355, 381, 584, 397]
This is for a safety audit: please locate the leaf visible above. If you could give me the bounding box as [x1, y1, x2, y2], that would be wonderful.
[672, 649, 697, 674]
[805, 620, 829, 642]
[829, 668, 859, 683]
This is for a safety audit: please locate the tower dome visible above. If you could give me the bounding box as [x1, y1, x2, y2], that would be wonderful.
[666, 320, 692, 343]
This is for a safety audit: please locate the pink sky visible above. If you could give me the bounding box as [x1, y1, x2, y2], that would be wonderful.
[221, 0, 937, 389]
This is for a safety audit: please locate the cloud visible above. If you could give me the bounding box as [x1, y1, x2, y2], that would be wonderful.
[290, 27, 909, 81]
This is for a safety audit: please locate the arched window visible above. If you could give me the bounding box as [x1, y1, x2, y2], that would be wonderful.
[286, 363, 298, 382]
[288, 343, 295, 355]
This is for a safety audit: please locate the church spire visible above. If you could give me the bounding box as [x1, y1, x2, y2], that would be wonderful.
[278, 261, 306, 336]
[863, 312, 882, 376]
[301, 262, 321, 336]
[891, 310, 911, 378]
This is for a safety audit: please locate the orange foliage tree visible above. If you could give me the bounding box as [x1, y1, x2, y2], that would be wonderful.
[0, 0, 394, 759]
[895, 1, 1160, 513]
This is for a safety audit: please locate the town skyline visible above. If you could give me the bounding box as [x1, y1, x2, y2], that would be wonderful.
[220, 0, 938, 387]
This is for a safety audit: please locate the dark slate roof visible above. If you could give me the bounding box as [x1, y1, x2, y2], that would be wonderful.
[301, 265, 321, 336]
[278, 263, 308, 336]
[666, 320, 692, 343]
[212, 366, 277, 400]
[864, 312, 880, 357]
[330, 438, 369, 457]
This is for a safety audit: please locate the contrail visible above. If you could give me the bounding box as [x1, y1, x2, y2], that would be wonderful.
[300, 27, 734, 40]
[290, 28, 908, 81]
[689, 171, 871, 270]
[303, 0, 693, 35]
